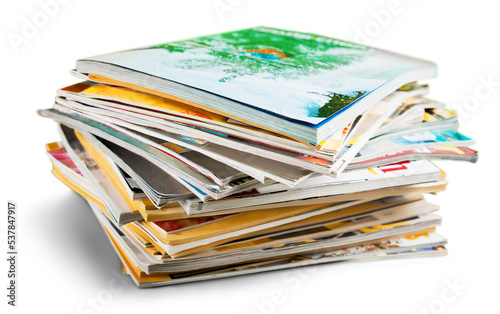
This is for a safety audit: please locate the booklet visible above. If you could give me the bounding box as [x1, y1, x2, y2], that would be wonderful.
[74, 26, 437, 145]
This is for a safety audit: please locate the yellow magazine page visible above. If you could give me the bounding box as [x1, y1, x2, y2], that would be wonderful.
[87, 74, 316, 147]
[74, 129, 140, 214]
[125, 223, 167, 255]
[142, 202, 340, 245]
[134, 200, 195, 221]
[75, 82, 227, 123]
[45, 141, 63, 151]
[120, 225, 162, 256]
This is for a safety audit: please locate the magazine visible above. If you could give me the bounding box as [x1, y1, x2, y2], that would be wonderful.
[75, 26, 437, 145]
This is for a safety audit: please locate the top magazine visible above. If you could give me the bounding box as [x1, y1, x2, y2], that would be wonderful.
[75, 26, 436, 146]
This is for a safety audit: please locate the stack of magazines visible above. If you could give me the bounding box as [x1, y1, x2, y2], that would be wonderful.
[39, 27, 477, 288]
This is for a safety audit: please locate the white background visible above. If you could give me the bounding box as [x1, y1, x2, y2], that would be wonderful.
[1, 0, 499, 313]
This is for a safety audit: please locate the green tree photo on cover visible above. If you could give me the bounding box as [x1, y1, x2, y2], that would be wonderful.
[316, 91, 366, 118]
[147, 28, 369, 118]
